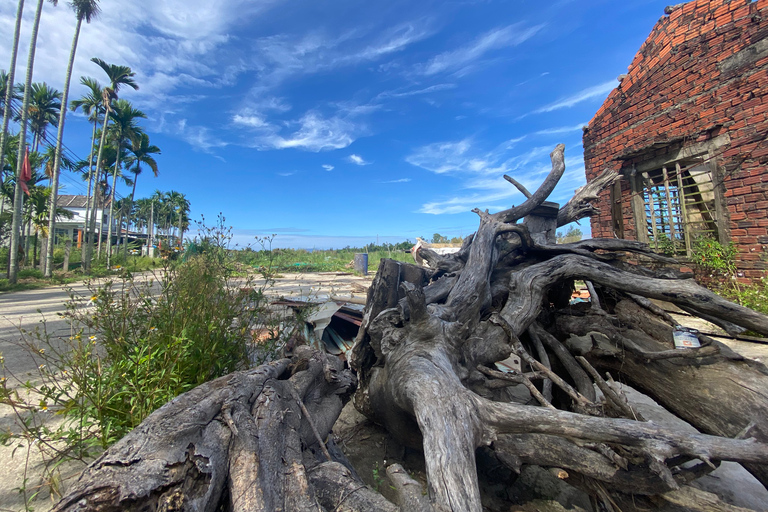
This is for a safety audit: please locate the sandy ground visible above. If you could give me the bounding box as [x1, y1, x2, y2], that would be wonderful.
[1, 272, 767, 511]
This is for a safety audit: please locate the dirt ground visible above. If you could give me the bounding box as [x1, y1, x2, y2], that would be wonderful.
[1, 273, 767, 511]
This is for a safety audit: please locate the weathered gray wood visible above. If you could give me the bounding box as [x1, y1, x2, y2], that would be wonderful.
[557, 168, 619, 227]
[53, 352, 361, 512]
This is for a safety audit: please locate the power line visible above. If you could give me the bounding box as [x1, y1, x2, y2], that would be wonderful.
[3, 98, 127, 201]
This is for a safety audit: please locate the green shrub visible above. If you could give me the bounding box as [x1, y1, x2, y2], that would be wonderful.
[18, 268, 44, 279]
[0, 215, 292, 502]
[691, 235, 737, 278]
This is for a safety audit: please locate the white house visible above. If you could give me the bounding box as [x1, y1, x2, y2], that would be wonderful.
[54, 195, 112, 247]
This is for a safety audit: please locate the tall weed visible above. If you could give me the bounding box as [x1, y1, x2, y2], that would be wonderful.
[0, 215, 293, 506]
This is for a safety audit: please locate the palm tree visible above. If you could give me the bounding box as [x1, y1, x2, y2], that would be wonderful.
[69, 76, 103, 269]
[122, 133, 159, 260]
[17, 82, 62, 150]
[44, 0, 101, 276]
[8, 0, 58, 284]
[0, 70, 21, 219]
[104, 99, 145, 267]
[0, 0, 26, 202]
[84, 58, 138, 271]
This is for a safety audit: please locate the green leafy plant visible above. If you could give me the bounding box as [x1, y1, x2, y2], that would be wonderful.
[0, 214, 293, 506]
[691, 235, 737, 277]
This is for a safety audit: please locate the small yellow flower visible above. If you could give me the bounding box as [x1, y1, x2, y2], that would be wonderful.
[149, 326, 157, 331]
[0, 377, 6, 383]
[40, 405, 48, 412]
[38, 364, 46, 371]
[90, 295, 98, 303]
[38, 348, 45, 354]
[89, 335, 97, 341]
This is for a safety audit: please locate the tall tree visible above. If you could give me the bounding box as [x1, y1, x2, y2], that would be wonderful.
[83, 58, 137, 271]
[69, 76, 103, 269]
[0, 0, 26, 206]
[18, 82, 61, 150]
[44, 0, 101, 277]
[166, 190, 190, 247]
[0, 70, 21, 219]
[122, 133, 159, 260]
[8, 0, 58, 284]
[104, 99, 145, 267]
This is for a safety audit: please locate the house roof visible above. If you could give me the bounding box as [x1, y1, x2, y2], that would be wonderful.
[58, 195, 89, 208]
[58, 194, 111, 208]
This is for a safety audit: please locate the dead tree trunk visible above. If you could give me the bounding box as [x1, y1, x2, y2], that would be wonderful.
[54, 144, 768, 511]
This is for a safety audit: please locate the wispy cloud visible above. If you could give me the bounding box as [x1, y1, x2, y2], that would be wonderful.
[322, 164, 335, 171]
[382, 178, 412, 183]
[534, 123, 586, 135]
[277, 171, 296, 176]
[408, 138, 579, 214]
[376, 83, 456, 100]
[534, 80, 616, 113]
[245, 111, 363, 152]
[247, 21, 434, 95]
[420, 23, 544, 76]
[348, 154, 371, 166]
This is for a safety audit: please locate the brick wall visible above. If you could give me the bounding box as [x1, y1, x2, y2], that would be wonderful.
[583, 0, 768, 280]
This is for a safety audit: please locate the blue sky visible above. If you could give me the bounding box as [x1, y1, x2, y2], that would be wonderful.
[1, 0, 671, 248]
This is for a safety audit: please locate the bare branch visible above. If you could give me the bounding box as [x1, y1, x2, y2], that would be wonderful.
[495, 144, 566, 223]
[557, 168, 620, 227]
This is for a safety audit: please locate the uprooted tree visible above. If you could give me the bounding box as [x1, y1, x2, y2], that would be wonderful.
[53, 145, 768, 511]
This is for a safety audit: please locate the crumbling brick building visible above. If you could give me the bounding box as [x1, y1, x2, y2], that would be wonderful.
[583, 0, 768, 280]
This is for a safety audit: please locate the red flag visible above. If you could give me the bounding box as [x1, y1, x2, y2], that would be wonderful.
[20, 147, 31, 197]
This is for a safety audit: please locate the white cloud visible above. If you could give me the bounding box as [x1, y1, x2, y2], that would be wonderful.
[232, 114, 271, 128]
[322, 164, 334, 171]
[534, 80, 616, 113]
[376, 83, 456, 100]
[534, 123, 586, 135]
[347, 154, 371, 166]
[246, 21, 433, 97]
[421, 23, 544, 76]
[260, 112, 360, 152]
[409, 137, 580, 215]
[382, 178, 411, 183]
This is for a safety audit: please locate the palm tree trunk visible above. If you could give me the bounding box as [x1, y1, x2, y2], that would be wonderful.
[81, 119, 97, 259]
[9, 0, 45, 284]
[0, 0, 25, 193]
[85, 109, 111, 271]
[105, 142, 121, 268]
[45, 15, 83, 277]
[122, 174, 139, 262]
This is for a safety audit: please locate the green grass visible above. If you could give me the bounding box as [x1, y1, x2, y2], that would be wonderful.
[236, 247, 414, 274]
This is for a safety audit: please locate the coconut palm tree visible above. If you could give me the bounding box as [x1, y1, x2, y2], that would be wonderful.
[44, 0, 101, 276]
[8, 0, 58, 284]
[17, 82, 62, 150]
[84, 58, 137, 271]
[69, 76, 103, 269]
[122, 133, 159, 260]
[0, 0, 26, 199]
[104, 99, 145, 267]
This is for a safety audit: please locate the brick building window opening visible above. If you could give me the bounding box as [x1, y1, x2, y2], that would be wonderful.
[640, 159, 719, 257]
